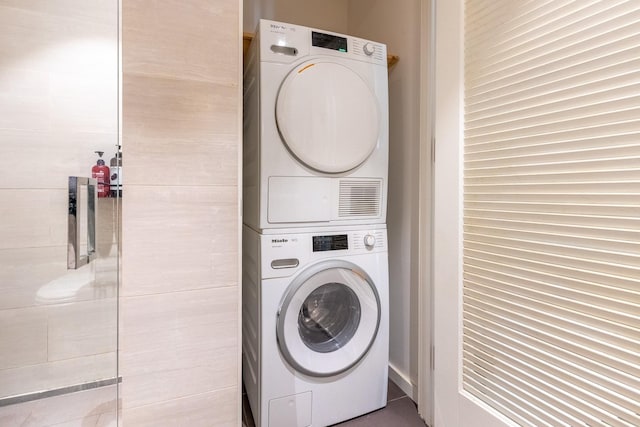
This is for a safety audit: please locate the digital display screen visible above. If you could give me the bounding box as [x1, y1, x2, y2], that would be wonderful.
[313, 234, 348, 252]
[312, 31, 348, 52]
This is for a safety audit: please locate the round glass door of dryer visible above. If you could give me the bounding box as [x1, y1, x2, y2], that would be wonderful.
[275, 61, 380, 174]
[276, 260, 381, 377]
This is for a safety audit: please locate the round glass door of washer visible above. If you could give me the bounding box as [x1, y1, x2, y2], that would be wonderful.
[276, 260, 381, 377]
[275, 60, 380, 174]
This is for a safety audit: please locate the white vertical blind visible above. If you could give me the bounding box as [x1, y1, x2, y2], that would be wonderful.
[463, 1, 640, 426]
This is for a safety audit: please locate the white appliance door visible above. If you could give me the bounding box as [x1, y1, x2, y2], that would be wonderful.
[275, 60, 380, 174]
[276, 260, 381, 377]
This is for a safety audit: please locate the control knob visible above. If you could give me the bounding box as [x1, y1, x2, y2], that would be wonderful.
[364, 234, 376, 249]
[363, 42, 376, 56]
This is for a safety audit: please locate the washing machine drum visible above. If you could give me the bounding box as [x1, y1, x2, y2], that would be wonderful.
[276, 60, 380, 174]
[276, 260, 381, 377]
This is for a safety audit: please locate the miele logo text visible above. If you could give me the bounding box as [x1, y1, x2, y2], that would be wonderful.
[272, 238, 288, 243]
[270, 24, 286, 30]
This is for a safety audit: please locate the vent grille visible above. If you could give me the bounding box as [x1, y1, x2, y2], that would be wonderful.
[338, 180, 381, 218]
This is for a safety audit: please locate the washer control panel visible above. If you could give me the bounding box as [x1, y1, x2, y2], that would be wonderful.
[261, 226, 388, 278]
[352, 229, 386, 251]
[312, 234, 349, 252]
[363, 234, 376, 249]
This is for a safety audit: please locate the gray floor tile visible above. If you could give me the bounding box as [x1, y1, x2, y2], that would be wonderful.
[332, 397, 427, 427]
[387, 379, 405, 402]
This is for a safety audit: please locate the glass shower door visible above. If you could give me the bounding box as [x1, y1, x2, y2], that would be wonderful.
[0, 1, 119, 425]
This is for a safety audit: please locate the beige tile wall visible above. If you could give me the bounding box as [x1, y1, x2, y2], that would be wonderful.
[121, 0, 241, 425]
[0, 385, 118, 427]
[0, 3, 119, 423]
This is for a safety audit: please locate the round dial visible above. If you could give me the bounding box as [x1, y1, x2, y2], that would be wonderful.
[364, 234, 376, 249]
[363, 42, 376, 56]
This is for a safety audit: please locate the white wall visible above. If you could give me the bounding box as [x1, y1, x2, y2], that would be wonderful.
[244, 0, 347, 33]
[432, 0, 463, 425]
[347, 0, 423, 398]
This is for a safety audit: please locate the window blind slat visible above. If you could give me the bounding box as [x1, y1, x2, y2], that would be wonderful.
[466, 121, 640, 153]
[464, 2, 640, 424]
[465, 263, 639, 323]
[464, 348, 636, 427]
[466, 106, 640, 145]
[467, 95, 640, 138]
[466, 0, 564, 31]
[465, 280, 640, 347]
[465, 201, 640, 217]
[466, 145, 640, 167]
[465, 318, 640, 399]
[465, 239, 640, 278]
[466, 0, 606, 55]
[465, 217, 640, 244]
[467, 43, 640, 106]
[467, 70, 640, 125]
[464, 224, 640, 255]
[465, 226, 640, 262]
[468, 37, 640, 103]
[463, 261, 639, 316]
[465, 310, 640, 393]
[465, 210, 640, 231]
[464, 332, 640, 423]
[467, 59, 640, 121]
[463, 355, 582, 426]
[464, 377, 548, 427]
[464, 288, 640, 365]
[466, 184, 640, 195]
[466, 193, 640, 206]
[464, 300, 640, 380]
[465, 170, 640, 184]
[467, 3, 640, 88]
[464, 247, 639, 293]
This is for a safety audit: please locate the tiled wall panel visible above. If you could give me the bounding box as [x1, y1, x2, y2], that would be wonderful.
[121, 387, 237, 427]
[121, 0, 241, 424]
[0, 3, 119, 421]
[0, 385, 118, 427]
[0, 353, 116, 398]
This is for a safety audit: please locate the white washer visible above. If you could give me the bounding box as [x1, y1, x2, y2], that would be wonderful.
[243, 225, 389, 427]
[243, 20, 389, 231]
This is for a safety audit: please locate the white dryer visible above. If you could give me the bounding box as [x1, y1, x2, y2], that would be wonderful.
[243, 20, 389, 231]
[242, 225, 389, 427]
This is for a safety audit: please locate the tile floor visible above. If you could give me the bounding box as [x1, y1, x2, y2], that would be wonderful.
[242, 379, 427, 427]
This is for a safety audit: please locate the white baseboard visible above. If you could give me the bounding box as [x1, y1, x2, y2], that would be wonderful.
[388, 362, 417, 401]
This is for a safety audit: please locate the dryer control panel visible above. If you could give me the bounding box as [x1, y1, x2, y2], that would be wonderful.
[259, 19, 387, 66]
[311, 31, 348, 52]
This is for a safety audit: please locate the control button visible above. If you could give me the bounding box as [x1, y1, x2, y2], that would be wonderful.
[363, 42, 375, 56]
[364, 234, 376, 249]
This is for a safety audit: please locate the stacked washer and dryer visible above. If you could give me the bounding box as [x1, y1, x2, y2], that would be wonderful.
[242, 19, 390, 427]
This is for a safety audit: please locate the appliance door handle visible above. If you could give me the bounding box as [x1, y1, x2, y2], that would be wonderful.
[271, 258, 300, 269]
[68, 176, 97, 269]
